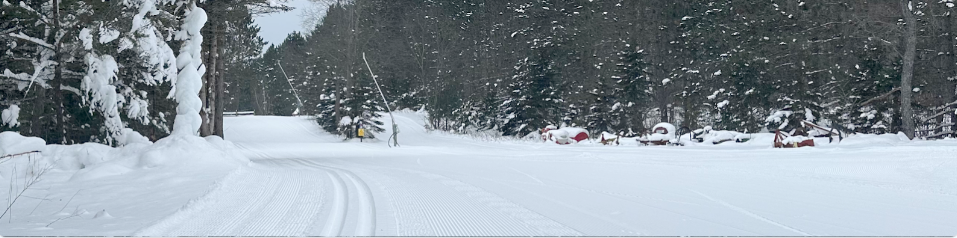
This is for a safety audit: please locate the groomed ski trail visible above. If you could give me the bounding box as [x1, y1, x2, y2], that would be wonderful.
[133, 156, 377, 236]
[130, 113, 957, 236]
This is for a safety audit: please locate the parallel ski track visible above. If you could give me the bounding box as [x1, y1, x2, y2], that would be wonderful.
[234, 125, 377, 236]
[284, 158, 377, 236]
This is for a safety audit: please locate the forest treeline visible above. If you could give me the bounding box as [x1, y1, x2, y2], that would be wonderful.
[3, 0, 956, 145]
[246, 0, 955, 139]
[2, 0, 283, 144]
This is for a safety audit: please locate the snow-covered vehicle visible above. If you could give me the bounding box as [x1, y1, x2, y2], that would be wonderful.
[541, 126, 590, 145]
[637, 122, 677, 146]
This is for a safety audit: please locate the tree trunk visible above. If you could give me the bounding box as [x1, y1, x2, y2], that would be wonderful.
[658, 98, 670, 124]
[53, 0, 65, 143]
[199, 21, 215, 137]
[208, 22, 218, 137]
[31, 86, 45, 138]
[948, 10, 957, 135]
[253, 81, 264, 115]
[215, 22, 225, 137]
[900, 0, 917, 140]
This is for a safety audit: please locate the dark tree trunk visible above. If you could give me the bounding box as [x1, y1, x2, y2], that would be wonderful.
[900, 0, 917, 139]
[53, 0, 65, 143]
[948, 11, 957, 135]
[215, 22, 225, 137]
[31, 86, 45, 138]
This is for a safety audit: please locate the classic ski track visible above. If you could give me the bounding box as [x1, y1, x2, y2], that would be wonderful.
[290, 158, 377, 236]
[237, 139, 376, 236]
[691, 189, 812, 236]
[319, 170, 348, 236]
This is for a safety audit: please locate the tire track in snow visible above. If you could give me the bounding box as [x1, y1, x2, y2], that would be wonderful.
[690, 189, 811, 236]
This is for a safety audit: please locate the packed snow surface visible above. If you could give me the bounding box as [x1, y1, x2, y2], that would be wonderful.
[2, 111, 957, 236]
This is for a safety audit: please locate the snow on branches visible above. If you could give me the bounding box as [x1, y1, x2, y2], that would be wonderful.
[1, 105, 20, 128]
[81, 52, 124, 140]
[169, 3, 207, 136]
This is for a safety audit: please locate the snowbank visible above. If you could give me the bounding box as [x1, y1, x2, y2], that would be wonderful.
[1, 133, 241, 196]
[0, 132, 47, 181]
[0, 131, 45, 157]
[837, 132, 912, 147]
[38, 135, 248, 181]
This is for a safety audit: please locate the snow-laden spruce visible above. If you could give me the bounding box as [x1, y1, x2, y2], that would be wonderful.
[169, 3, 207, 136]
[81, 51, 125, 141]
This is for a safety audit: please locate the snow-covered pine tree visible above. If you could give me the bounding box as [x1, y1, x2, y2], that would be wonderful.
[500, 52, 562, 137]
[585, 77, 615, 135]
[473, 87, 503, 131]
[2, 0, 178, 144]
[342, 74, 384, 139]
[117, 0, 184, 141]
[1, 0, 73, 142]
[610, 45, 651, 135]
[315, 75, 343, 134]
[836, 44, 901, 134]
[710, 54, 774, 132]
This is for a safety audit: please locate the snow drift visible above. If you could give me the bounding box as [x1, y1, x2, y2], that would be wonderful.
[0, 131, 45, 157]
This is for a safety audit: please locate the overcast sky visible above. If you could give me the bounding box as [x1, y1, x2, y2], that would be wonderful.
[253, 0, 318, 50]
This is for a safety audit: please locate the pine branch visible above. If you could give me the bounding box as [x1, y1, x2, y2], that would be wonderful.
[5, 33, 54, 49]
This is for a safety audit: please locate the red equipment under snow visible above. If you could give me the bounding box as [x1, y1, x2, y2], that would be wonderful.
[541, 126, 590, 144]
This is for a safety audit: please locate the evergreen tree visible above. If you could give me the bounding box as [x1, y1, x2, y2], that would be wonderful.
[342, 74, 385, 138]
[711, 54, 774, 132]
[837, 44, 901, 134]
[315, 75, 343, 134]
[611, 46, 651, 135]
[585, 78, 615, 134]
[500, 52, 562, 137]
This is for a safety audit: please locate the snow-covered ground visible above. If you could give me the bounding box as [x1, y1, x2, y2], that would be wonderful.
[2, 110, 956, 236]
